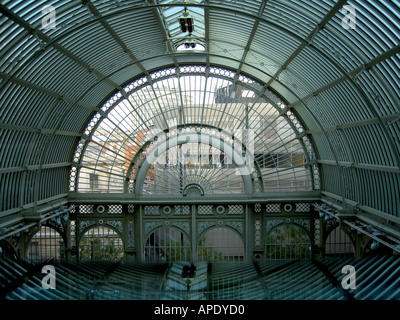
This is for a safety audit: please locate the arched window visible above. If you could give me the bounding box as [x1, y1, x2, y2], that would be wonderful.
[198, 227, 244, 262]
[27, 226, 65, 263]
[79, 226, 124, 262]
[71, 67, 319, 195]
[325, 226, 354, 257]
[265, 224, 311, 260]
[144, 227, 191, 262]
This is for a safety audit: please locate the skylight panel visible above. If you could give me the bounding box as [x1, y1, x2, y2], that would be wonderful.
[158, 0, 205, 51]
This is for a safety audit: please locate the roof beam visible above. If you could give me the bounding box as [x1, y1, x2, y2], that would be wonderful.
[236, 0, 269, 73]
[68, 190, 321, 204]
[147, 0, 179, 66]
[306, 113, 400, 134]
[0, 122, 83, 137]
[321, 191, 400, 228]
[204, 0, 210, 62]
[0, 162, 72, 174]
[318, 159, 400, 174]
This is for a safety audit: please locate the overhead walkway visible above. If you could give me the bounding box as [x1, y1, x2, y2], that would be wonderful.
[1, 255, 400, 300]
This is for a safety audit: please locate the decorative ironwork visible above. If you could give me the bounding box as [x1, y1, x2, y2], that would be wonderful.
[144, 222, 163, 236]
[171, 221, 190, 236]
[127, 220, 135, 248]
[79, 220, 96, 233]
[216, 205, 225, 214]
[174, 205, 190, 215]
[254, 219, 262, 247]
[144, 206, 160, 216]
[108, 205, 123, 215]
[105, 220, 123, 234]
[266, 204, 281, 213]
[127, 204, 135, 214]
[266, 219, 284, 234]
[162, 206, 172, 215]
[226, 221, 244, 235]
[79, 205, 94, 215]
[228, 205, 244, 215]
[293, 218, 311, 234]
[198, 205, 213, 215]
[295, 203, 311, 213]
[198, 221, 216, 236]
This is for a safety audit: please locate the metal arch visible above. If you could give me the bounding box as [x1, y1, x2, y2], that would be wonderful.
[94, 1, 400, 185]
[86, 47, 346, 185]
[123, 122, 265, 192]
[73, 66, 317, 195]
[107, 48, 398, 182]
[265, 221, 313, 249]
[197, 223, 245, 245]
[133, 132, 254, 195]
[71, 62, 322, 195]
[322, 222, 357, 254]
[76, 221, 125, 250]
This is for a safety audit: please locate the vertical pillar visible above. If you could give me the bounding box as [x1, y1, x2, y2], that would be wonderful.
[245, 204, 253, 262]
[65, 220, 71, 263]
[191, 204, 197, 262]
[136, 205, 144, 262]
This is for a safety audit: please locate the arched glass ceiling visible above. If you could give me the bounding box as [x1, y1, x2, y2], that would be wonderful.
[0, 0, 399, 235]
[72, 66, 319, 195]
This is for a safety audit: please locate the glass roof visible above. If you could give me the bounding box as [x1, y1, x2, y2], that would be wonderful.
[158, 0, 205, 50]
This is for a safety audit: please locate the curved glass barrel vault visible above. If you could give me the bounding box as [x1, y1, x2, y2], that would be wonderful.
[0, 0, 400, 302]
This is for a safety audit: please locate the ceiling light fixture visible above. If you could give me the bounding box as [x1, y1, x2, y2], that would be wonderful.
[179, 7, 194, 35]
